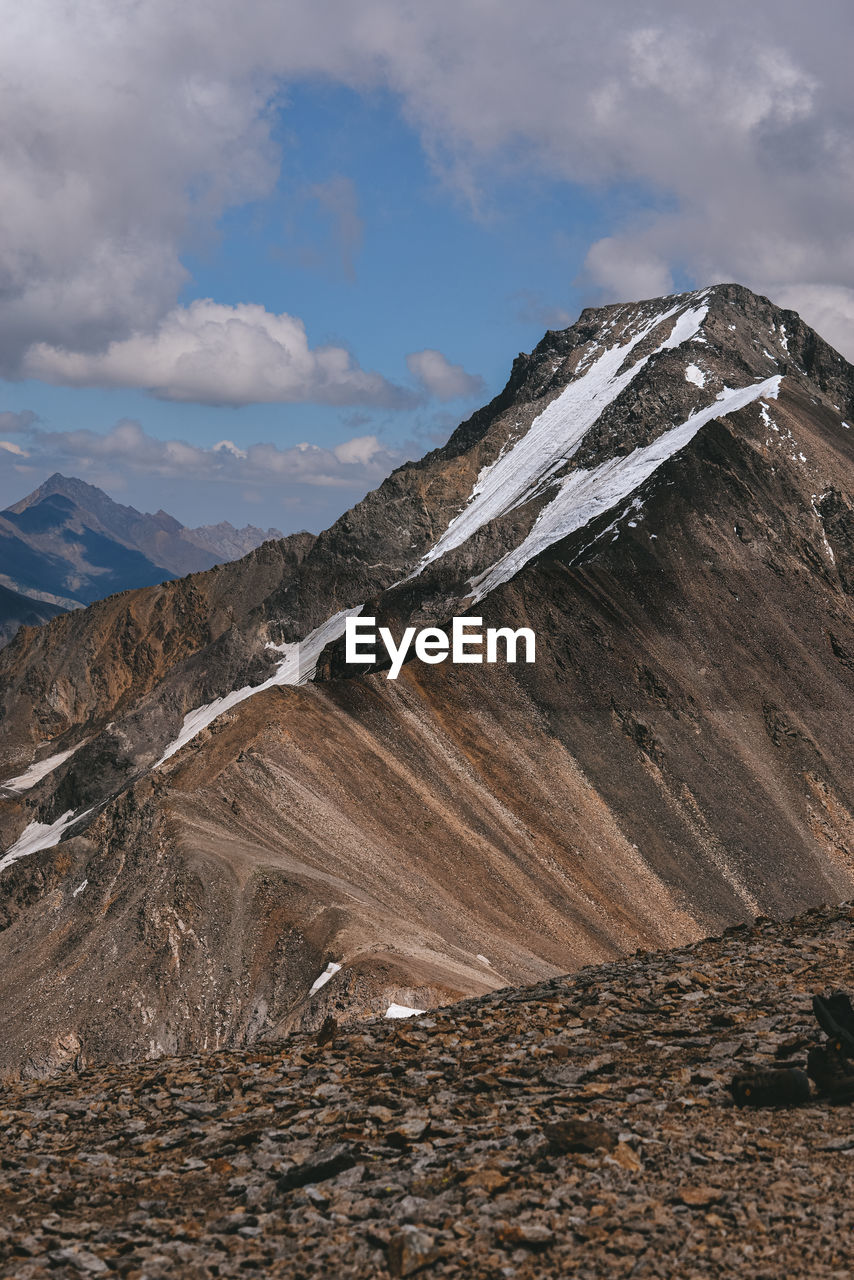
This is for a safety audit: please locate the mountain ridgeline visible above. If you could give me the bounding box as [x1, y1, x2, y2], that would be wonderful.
[0, 472, 284, 644]
[1, 282, 853, 1077]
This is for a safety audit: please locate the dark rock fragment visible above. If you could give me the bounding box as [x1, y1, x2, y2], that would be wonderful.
[387, 1225, 440, 1276]
[542, 1118, 616, 1154]
[277, 1143, 357, 1191]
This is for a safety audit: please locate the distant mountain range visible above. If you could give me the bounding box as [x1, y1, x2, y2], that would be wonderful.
[0, 473, 283, 644]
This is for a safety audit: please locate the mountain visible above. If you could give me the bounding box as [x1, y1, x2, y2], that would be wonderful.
[0, 473, 284, 643]
[182, 520, 290, 563]
[1, 282, 853, 1077]
[0, 583, 65, 650]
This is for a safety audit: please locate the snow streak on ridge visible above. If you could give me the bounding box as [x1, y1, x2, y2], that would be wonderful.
[0, 609, 363, 869]
[469, 376, 783, 601]
[155, 606, 362, 767]
[1, 745, 82, 795]
[417, 295, 710, 574]
[0, 808, 93, 874]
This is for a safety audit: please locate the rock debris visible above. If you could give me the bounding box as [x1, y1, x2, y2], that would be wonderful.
[4, 902, 854, 1277]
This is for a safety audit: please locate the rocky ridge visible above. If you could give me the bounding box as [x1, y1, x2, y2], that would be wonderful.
[3, 903, 854, 1278]
[1, 283, 854, 1073]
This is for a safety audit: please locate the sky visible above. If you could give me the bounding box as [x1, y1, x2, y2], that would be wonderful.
[0, 1, 852, 533]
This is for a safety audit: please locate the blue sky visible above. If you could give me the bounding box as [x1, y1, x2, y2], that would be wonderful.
[0, 85, 634, 530]
[1, 3, 851, 531]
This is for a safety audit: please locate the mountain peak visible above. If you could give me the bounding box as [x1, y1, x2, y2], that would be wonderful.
[6, 471, 132, 516]
[2, 284, 854, 1073]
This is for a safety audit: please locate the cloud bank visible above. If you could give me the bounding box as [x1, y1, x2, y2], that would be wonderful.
[11, 417, 403, 490]
[2, 0, 853, 388]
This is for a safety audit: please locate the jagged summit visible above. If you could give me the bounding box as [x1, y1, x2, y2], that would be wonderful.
[0, 283, 853, 1074]
[8, 471, 127, 513]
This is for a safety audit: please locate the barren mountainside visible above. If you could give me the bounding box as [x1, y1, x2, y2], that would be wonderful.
[1, 283, 854, 1077]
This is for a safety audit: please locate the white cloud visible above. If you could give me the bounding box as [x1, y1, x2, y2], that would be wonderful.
[2, 0, 854, 385]
[406, 349, 485, 401]
[0, 441, 28, 456]
[332, 435, 384, 465]
[583, 238, 674, 304]
[25, 300, 411, 407]
[773, 284, 854, 360]
[212, 439, 248, 459]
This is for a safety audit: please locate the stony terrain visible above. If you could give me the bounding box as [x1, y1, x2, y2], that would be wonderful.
[4, 902, 854, 1279]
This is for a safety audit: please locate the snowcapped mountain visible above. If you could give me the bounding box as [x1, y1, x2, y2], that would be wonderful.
[1, 282, 853, 1076]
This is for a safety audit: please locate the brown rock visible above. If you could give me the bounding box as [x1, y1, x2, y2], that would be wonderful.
[315, 1016, 338, 1048]
[678, 1186, 725, 1207]
[611, 1140, 642, 1171]
[543, 1118, 616, 1154]
[462, 1168, 510, 1193]
[495, 1223, 554, 1249]
[387, 1225, 440, 1276]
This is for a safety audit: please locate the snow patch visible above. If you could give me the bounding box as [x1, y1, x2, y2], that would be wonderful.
[685, 364, 706, 388]
[0, 808, 93, 875]
[73, 879, 88, 897]
[385, 1003, 425, 1019]
[416, 298, 708, 573]
[1, 745, 82, 794]
[309, 961, 342, 995]
[157, 607, 362, 767]
[469, 376, 782, 600]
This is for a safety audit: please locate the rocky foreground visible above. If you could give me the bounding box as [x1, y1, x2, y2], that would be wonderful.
[5, 904, 854, 1279]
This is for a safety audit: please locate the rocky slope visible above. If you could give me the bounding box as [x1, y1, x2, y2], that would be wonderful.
[1, 283, 854, 1075]
[3, 902, 854, 1279]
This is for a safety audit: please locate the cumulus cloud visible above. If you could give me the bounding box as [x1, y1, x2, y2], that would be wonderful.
[332, 435, 385, 465]
[773, 284, 854, 361]
[582, 238, 674, 305]
[0, 441, 28, 456]
[2, 0, 854, 385]
[25, 301, 412, 407]
[406, 350, 485, 401]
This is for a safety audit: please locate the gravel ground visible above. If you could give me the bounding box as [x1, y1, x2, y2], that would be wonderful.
[4, 903, 854, 1278]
